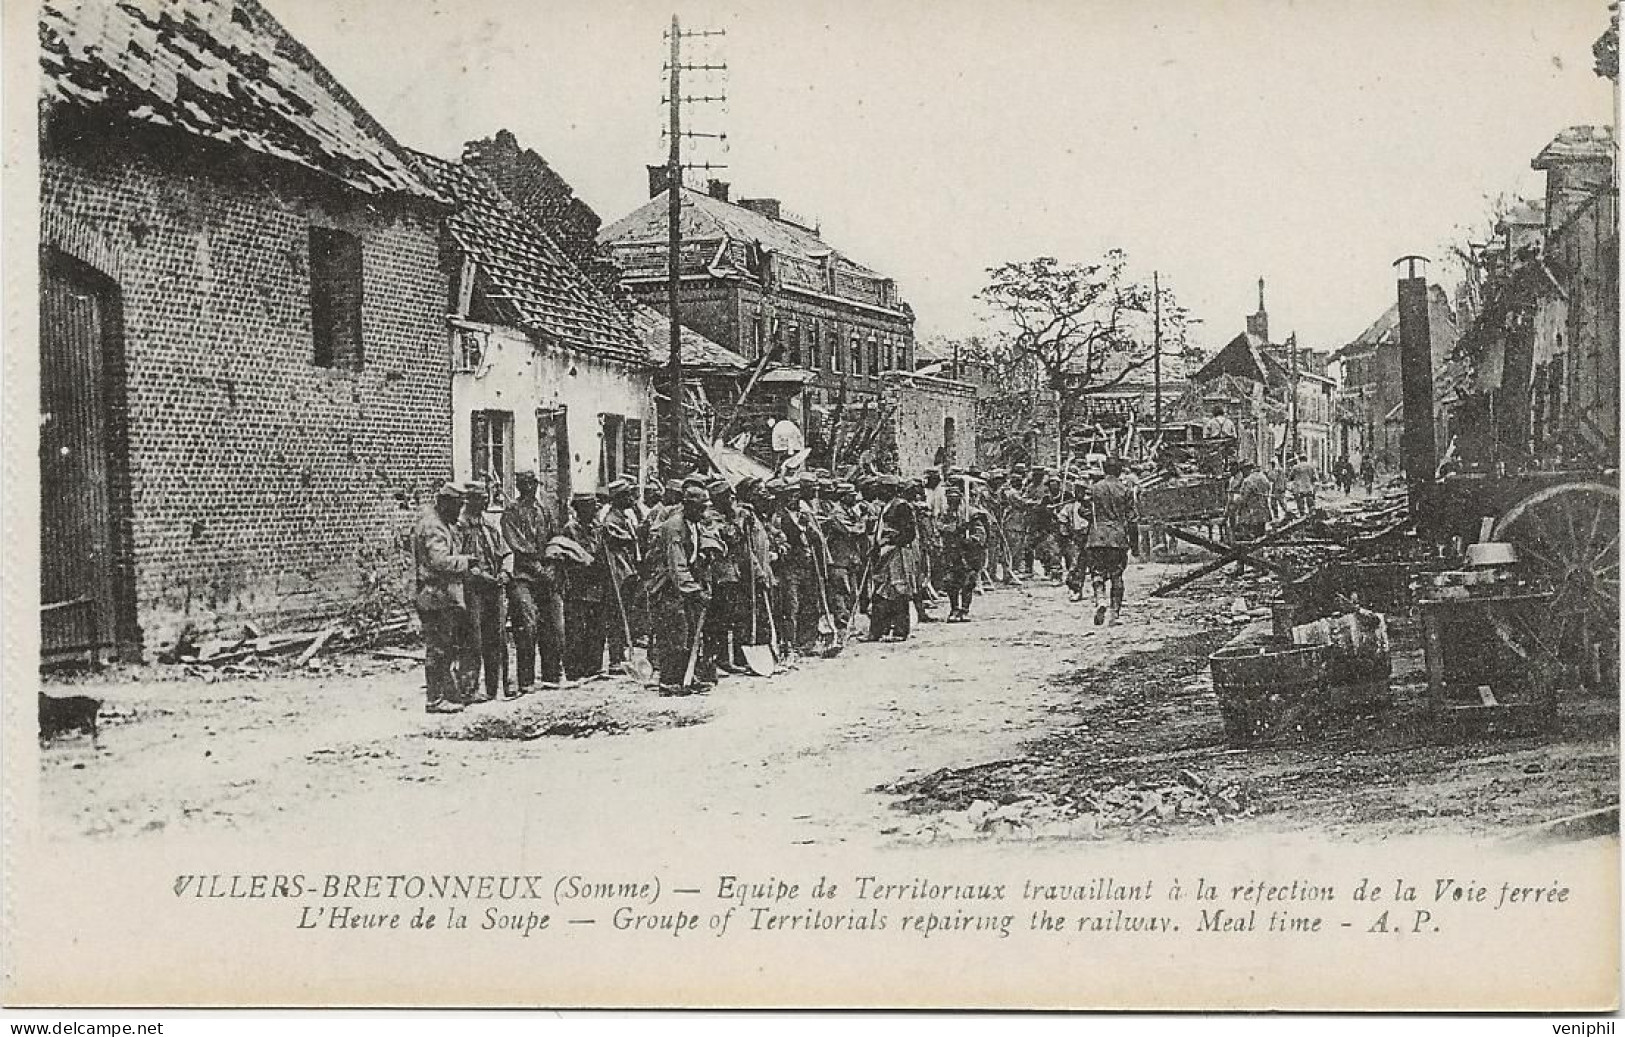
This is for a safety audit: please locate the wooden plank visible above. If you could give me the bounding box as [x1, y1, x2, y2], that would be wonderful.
[1150, 514, 1316, 597]
[295, 626, 340, 667]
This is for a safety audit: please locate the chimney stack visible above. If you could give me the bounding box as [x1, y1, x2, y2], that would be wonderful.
[739, 198, 782, 221]
[707, 179, 730, 202]
[1394, 255, 1437, 507]
[646, 164, 680, 199]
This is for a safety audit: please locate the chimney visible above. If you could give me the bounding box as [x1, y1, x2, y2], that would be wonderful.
[1394, 255, 1437, 506]
[707, 179, 730, 202]
[1245, 276, 1269, 342]
[739, 198, 781, 221]
[646, 164, 681, 199]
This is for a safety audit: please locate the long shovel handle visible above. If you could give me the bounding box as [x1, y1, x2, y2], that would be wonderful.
[607, 556, 635, 647]
[683, 602, 708, 688]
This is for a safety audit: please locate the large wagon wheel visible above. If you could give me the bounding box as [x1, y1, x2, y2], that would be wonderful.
[1488, 481, 1619, 685]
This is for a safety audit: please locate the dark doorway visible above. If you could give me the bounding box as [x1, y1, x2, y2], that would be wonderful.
[39, 249, 137, 662]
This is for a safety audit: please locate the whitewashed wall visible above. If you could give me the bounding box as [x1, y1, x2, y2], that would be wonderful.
[450, 319, 654, 507]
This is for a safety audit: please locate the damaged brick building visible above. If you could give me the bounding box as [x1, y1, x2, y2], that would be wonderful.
[38, 0, 453, 659]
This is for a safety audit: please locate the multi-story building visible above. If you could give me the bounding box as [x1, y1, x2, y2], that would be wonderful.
[599, 178, 932, 467]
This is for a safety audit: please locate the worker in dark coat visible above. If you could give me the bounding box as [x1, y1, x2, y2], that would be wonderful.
[600, 478, 646, 669]
[457, 483, 512, 702]
[413, 482, 473, 714]
[821, 481, 866, 626]
[867, 476, 920, 641]
[938, 483, 989, 622]
[560, 492, 611, 679]
[646, 484, 715, 694]
[734, 478, 778, 659]
[702, 477, 745, 677]
[502, 470, 565, 691]
[1085, 457, 1139, 627]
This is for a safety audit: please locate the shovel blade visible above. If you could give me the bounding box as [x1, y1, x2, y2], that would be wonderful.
[741, 644, 777, 677]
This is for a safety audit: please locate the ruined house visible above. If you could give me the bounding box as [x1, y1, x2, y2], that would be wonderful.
[38, 0, 452, 659]
[598, 178, 974, 471]
[1441, 126, 1618, 469]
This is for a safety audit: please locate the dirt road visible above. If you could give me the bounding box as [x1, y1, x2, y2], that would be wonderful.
[39, 563, 1618, 850]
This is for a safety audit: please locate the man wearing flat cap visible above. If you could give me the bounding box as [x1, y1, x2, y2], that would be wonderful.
[502, 470, 565, 691]
[457, 483, 512, 702]
[702, 477, 745, 676]
[820, 481, 865, 626]
[414, 482, 474, 713]
[646, 483, 714, 693]
[866, 475, 920, 641]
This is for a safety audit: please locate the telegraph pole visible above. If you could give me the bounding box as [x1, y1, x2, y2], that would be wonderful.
[663, 15, 683, 481]
[1152, 270, 1162, 434]
[658, 17, 727, 480]
[1288, 330, 1300, 457]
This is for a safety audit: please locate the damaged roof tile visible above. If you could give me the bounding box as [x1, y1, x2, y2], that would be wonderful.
[40, 0, 441, 200]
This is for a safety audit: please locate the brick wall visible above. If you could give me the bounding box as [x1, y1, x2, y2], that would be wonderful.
[878, 372, 979, 475]
[41, 122, 452, 652]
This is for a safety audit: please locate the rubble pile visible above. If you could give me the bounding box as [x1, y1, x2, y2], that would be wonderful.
[427, 691, 711, 742]
[893, 773, 1251, 843]
[159, 614, 416, 672]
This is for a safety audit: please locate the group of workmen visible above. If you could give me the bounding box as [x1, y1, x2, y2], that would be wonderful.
[409, 456, 1142, 711]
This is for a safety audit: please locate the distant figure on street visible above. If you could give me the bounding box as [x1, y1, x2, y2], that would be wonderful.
[1231, 462, 1273, 542]
[457, 483, 511, 703]
[600, 479, 646, 670]
[1204, 407, 1237, 439]
[1333, 455, 1356, 495]
[1288, 453, 1318, 516]
[703, 477, 746, 677]
[938, 483, 989, 622]
[1029, 475, 1064, 583]
[1360, 456, 1377, 495]
[1059, 481, 1091, 602]
[413, 483, 472, 714]
[1265, 458, 1288, 521]
[1085, 457, 1139, 627]
[822, 481, 867, 626]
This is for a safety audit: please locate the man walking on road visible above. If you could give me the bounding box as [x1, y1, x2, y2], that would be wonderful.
[502, 470, 565, 691]
[1288, 453, 1318, 517]
[413, 483, 473, 714]
[647, 484, 714, 694]
[821, 481, 866, 626]
[1059, 480, 1091, 602]
[1360, 456, 1377, 495]
[1085, 457, 1138, 626]
[457, 483, 511, 703]
[938, 482, 989, 622]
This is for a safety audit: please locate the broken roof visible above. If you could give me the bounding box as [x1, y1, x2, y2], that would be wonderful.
[1333, 284, 1458, 358]
[1192, 332, 1282, 387]
[1532, 125, 1617, 169]
[600, 187, 881, 276]
[412, 151, 645, 365]
[627, 304, 747, 373]
[39, 0, 439, 200]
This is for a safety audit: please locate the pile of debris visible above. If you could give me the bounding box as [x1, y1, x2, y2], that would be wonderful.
[158, 613, 415, 672]
[891, 773, 1251, 843]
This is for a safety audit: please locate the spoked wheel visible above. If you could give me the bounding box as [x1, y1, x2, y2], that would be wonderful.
[1488, 481, 1619, 685]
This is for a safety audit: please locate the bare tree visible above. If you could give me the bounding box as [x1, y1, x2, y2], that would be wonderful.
[977, 250, 1190, 457]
